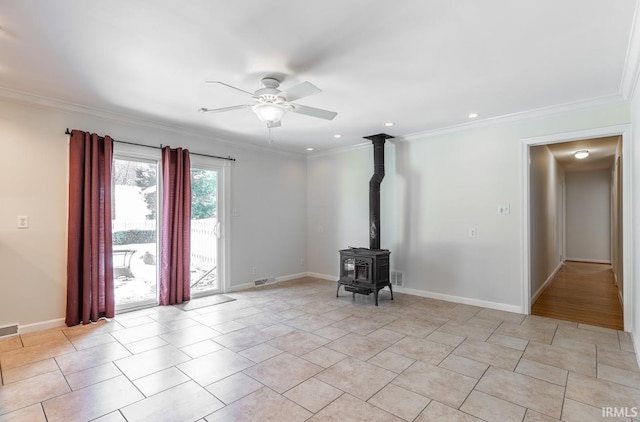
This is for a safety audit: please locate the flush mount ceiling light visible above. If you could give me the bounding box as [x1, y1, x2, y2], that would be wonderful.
[468, 113, 479, 119]
[334, 134, 342, 139]
[306, 147, 314, 151]
[574, 150, 590, 159]
[384, 122, 394, 127]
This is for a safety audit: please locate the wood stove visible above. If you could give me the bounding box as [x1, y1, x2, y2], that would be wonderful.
[338, 248, 392, 306]
[336, 133, 394, 306]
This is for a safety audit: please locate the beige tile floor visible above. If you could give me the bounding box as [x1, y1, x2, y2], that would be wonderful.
[1, 277, 639, 421]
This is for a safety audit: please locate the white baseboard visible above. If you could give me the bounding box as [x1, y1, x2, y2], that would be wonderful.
[633, 331, 640, 369]
[565, 258, 611, 264]
[228, 272, 326, 293]
[19, 318, 66, 334]
[276, 272, 309, 283]
[392, 286, 523, 314]
[306, 272, 339, 282]
[532, 261, 563, 303]
[304, 272, 522, 313]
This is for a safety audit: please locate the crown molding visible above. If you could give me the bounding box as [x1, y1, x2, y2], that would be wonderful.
[401, 94, 628, 142]
[306, 141, 372, 160]
[620, 0, 640, 100]
[0, 86, 306, 160]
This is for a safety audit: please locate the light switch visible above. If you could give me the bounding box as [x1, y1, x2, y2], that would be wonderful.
[17, 216, 29, 229]
[498, 204, 510, 215]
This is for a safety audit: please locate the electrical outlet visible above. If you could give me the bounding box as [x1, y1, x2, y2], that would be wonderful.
[17, 216, 29, 229]
[469, 228, 477, 238]
[498, 204, 510, 215]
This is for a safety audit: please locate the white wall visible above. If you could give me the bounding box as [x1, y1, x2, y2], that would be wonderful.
[0, 98, 308, 328]
[631, 70, 640, 356]
[529, 145, 563, 299]
[308, 103, 630, 312]
[565, 170, 611, 262]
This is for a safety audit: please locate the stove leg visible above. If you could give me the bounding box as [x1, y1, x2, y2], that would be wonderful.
[374, 290, 379, 306]
[388, 284, 394, 300]
[336, 283, 340, 298]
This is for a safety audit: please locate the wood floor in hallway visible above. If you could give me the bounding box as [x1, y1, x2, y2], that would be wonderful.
[532, 261, 623, 330]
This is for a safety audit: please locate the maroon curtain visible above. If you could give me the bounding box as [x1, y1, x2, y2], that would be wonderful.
[160, 147, 191, 305]
[66, 130, 115, 326]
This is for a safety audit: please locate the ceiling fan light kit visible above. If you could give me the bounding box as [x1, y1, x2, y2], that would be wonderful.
[201, 76, 337, 130]
[252, 102, 291, 123]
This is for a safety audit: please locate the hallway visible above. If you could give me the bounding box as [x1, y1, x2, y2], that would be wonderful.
[532, 261, 623, 330]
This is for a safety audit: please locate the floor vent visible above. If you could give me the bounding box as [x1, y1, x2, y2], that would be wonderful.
[254, 277, 276, 287]
[0, 324, 18, 337]
[390, 271, 404, 288]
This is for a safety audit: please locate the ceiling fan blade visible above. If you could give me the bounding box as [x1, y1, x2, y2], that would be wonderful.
[283, 81, 321, 101]
[267, 120, 282, 128]
[291, 103, 337, 120]
[199, 104, 249, 113]
[205, 81, 255, 96]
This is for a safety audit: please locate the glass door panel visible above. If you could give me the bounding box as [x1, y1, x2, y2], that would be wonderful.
[112, 157, 159, 310]
[190, 167, 220, 297]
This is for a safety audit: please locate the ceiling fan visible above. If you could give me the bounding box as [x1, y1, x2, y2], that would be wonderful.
[199, 77, 337, 128]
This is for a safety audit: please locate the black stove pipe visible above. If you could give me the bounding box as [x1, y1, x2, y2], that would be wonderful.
[364, 133, 394, 250]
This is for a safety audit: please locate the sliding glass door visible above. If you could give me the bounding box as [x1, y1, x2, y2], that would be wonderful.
[190, 165, 222, 297]
[111, 146, 228, 311]
[112, 155, 160, 311]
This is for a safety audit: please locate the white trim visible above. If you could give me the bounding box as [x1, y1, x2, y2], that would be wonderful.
[392, 286, 522, 314]
[229, 272, 335, 292]
[276, 272, 310, 283]
[307, 272, 339, 281]
[18, 318, 66, 334]
[565, 258, 612, 264]
[532, 261, 564, 304]
[0, 87, 305, 159]
[620, 0, 640, 100]
[300, 272, 523, 313]
[306, 142, 371, 160]
[635, 334, 640, 369]
[403, 95, 626, 142]
[228, 282, 255, 292]
[521, 124, 633, 331]
[222, 162, 232, 294]
[189, 156, 231, 296]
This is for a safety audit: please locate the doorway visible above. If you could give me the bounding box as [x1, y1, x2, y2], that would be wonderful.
[112, 155, 160, 311]
[112, 146, 230, 311]
[189, 166, 221, 297]
[522, 125, 632, 331]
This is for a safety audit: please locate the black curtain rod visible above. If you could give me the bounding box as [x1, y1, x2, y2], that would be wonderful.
[65, 129, 236, 162]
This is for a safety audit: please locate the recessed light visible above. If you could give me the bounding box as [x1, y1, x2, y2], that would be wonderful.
[384, 122, 394, 127]
[574, 150, 589, 159]
[468, 113, 479, 119]
[306, 147, 314, 151]
[334, 134, 342, 139]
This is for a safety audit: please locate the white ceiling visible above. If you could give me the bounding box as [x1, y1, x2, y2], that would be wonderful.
[0, 0, 637, 153]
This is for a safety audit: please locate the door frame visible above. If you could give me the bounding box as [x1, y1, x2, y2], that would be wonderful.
[521, 124, 632, 331]
[113, 143, 163, 311]
[189, 155, 232, 294]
